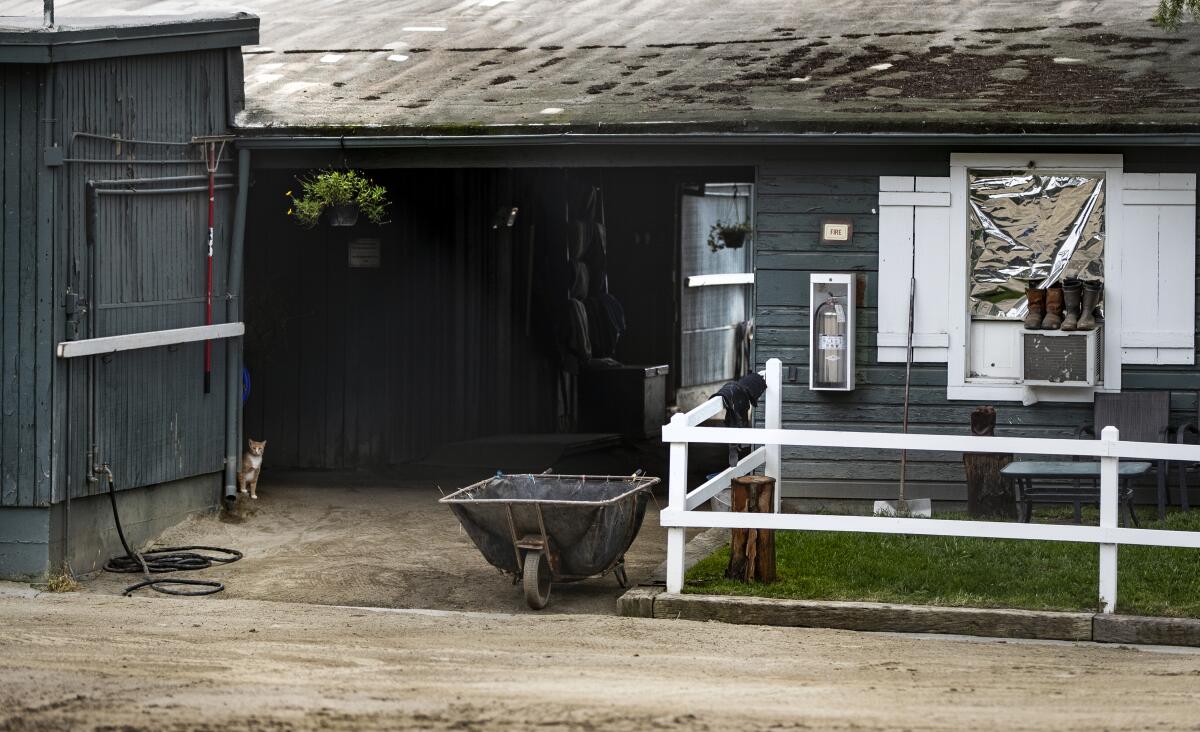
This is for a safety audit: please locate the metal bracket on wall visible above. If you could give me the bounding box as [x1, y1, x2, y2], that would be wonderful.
[63, 289, 85, 341]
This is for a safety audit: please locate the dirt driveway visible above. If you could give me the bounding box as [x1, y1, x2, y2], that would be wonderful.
[3, 587, 1200, 731]
[85, 470, 669, 614]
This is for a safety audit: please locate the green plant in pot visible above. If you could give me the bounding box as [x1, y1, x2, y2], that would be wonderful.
[288, 169, 390, 228]
[707, 218, 753, 252]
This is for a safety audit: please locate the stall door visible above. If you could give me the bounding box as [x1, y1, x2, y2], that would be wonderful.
[72, 168, 236, 496]
[678, 183, 754, 409]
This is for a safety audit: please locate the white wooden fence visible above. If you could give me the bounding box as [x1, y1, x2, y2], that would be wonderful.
[661, 358, 1200, 613]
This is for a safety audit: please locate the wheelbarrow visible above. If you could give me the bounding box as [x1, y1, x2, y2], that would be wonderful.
[440, 472, 659, 609]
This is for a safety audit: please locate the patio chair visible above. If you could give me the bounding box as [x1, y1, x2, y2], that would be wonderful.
[1077, 391, 1171, 521]
[1172, 396, 1198, 515]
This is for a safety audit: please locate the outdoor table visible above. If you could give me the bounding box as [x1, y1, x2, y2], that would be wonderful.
[1000, 460, 1151, 527]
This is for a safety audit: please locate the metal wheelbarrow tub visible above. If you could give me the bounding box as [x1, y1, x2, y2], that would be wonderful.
[440, 473, 659, 609]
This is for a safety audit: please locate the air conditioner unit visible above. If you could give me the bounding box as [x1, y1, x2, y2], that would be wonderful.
[1021, 328, 1102, 387]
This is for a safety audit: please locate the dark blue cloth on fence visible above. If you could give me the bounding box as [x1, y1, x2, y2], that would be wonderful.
[715, 372, 767, 429]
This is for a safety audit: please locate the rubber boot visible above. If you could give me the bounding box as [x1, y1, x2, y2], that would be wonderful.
[1078, 281, 1102, 330]
[1060, 279, 1082, 331]
[1024, 285, 1046, 330]
[1041, 284, 1064, 330]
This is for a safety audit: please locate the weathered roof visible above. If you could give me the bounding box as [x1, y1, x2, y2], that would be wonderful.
[0, 12, 257, 62]
[4, 0, 1200, 134]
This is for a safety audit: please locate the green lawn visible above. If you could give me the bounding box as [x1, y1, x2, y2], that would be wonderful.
[684, 510, 1200, 617]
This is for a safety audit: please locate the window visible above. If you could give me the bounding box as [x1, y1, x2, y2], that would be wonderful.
[968, 170, 1105, 321]
[877, 157, 1195, 403]
[948, 154, 1124, 403]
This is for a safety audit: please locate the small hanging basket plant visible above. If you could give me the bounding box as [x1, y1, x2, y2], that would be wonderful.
[287, 169, 390, 228]
[708, 218, 753, 252]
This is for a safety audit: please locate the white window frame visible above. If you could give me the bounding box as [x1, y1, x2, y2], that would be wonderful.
[947, 153, 1124, 403]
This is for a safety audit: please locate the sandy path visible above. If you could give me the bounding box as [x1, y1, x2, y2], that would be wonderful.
[2, 587, 1200, 731]
[84, 471, 669, 614]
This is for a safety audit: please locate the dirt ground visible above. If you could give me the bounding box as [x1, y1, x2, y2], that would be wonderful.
[84, 470, 670, 615]
[4, 586, 1200, 731]
[10, 470, 1200, 729]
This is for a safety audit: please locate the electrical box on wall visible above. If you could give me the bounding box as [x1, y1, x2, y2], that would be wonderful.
[810, 273, 855, 391]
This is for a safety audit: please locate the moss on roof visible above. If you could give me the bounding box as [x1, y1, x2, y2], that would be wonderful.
[4, 0, 1200, 134]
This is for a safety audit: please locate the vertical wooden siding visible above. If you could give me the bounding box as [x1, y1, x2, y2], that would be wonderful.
[243, 169, 560, 469]
[51, 49, 236, 498]
[754, 154, 1200, 502]
[0, 65, 51, 507]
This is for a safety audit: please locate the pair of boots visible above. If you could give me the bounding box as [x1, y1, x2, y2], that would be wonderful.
[1024, 279, 1101, 330]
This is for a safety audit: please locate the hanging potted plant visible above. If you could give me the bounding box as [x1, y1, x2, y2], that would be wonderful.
[707, 218, 753, 251]
[706, 183, 753, 252]
[287, 169, 390, 228]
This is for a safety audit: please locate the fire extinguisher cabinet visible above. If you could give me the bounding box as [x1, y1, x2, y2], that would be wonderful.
[809, 273, 855, 391]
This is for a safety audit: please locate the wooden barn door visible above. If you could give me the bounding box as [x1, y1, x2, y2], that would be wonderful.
[75, 172, 236, 495]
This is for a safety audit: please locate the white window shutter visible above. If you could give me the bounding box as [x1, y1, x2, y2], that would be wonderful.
[1120, 174, 1197, 365]
[877, 176, 952, 363]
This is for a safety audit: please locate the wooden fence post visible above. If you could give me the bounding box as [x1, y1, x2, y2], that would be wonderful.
[725, 475, 777, 583]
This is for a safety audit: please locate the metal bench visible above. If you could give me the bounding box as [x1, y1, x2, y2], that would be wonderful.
[1001, 460, 1149, 527]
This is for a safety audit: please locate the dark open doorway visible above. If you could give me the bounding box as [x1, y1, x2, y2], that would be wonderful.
[242, 166, 752, 474]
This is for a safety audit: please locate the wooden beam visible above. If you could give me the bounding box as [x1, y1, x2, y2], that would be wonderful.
[56, 322, 244, 359]
[653, 594, 1094, 641]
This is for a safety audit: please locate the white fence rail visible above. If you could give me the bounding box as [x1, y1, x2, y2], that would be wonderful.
[661, 358, 1200, 613]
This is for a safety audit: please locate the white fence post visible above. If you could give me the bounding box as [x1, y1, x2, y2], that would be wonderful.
[765, 358, 783, 513]
[666, 412, 689, 594]
[1098, 425, 1119, 614]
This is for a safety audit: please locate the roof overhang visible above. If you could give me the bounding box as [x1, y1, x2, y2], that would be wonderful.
[235, 132, 1200, 150]
[0, 13, 259, 63]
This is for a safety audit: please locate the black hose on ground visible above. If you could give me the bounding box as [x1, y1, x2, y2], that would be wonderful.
[101, 470, 242, 596]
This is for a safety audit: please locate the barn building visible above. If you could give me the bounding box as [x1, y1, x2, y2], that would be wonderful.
[1, 0, 1198, 579]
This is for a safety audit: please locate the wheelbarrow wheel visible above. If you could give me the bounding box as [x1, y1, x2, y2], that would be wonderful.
[613, 561, 629, 589]
[523, 550, 552, 610]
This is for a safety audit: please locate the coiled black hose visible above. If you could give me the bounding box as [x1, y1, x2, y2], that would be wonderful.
[102, 470, 242, 596]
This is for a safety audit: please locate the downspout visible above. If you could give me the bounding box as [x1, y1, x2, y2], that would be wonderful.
[223, 147, 250, 506]
[84, 180, 99, 484]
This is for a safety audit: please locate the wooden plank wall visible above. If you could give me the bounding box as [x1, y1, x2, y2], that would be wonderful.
[51, 49, 236, 498]
[0, 65, 51, 507]
[243, 168, 561, 469]
[754, 153, 1200, 502]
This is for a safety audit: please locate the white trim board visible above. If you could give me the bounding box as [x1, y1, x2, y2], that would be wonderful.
[57, 322, 245, 359]
[686, 273, 755, 287]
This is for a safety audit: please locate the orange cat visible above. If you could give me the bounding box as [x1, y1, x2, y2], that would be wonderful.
[237, 438, 267, 500]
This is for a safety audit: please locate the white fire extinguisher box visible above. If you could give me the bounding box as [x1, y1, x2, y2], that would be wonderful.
[810, 273, 855, 391]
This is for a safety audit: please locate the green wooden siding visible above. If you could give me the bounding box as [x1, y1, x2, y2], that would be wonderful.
[1, 47, 239, 507]
[0, 65, 52, 508]
[753, 154, 1200, 502]
[51, 50, 238, 499]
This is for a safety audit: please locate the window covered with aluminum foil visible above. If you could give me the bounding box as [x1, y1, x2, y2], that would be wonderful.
[968, 171, 1105, 320]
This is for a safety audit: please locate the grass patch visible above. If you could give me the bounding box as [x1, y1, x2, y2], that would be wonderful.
[685, 511, 1200, 618]
[43, 563, 81, 593]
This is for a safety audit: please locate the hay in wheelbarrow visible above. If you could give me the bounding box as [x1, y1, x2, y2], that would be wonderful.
[440, 473, 659, 609]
